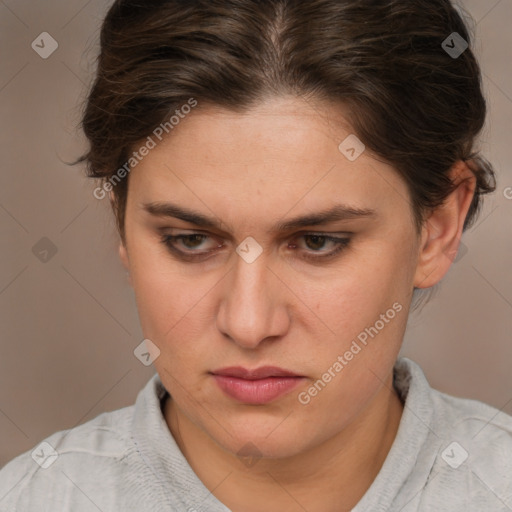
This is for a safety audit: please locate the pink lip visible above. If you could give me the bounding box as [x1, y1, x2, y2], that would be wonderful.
[210, 366, 305, 404]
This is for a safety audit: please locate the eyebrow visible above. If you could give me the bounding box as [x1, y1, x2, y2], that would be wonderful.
[142, 201, 377, 233]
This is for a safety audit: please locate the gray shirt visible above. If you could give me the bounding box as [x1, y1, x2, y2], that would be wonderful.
[1, 357, 511, 511]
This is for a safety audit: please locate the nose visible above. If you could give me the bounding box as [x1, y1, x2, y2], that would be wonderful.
[216, 249, 290, 350]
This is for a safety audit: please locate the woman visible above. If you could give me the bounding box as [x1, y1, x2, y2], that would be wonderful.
[1, 0, 510, 510]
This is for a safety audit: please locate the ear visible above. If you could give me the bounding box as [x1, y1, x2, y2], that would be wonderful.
[110, 191, 132, 285]
[119, 241, 132, 286]
[413, 160, 476, 289]
[109, 190, 116, 208]
[119, 241, 130, 270]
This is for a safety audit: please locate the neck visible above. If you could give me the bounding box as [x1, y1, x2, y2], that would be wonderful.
[164, 373, 403, 512]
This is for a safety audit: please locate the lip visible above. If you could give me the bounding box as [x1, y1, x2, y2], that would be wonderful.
[211, 366, 302, 379]
[210, 366, 305, 404]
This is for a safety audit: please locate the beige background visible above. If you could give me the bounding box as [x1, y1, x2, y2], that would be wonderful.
[0, 0, 511, 468]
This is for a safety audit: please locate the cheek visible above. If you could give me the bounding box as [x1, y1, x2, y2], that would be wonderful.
[128, 237, 182, 335]
[297, 270, 407, 430]
[132, 271, 212, 383]
[319, 241, 410, 325]
[128, 224, 412, 368]
[132, 265, 207, 341]
[127, 239, 220, 369]
[305, 241, 410, 380]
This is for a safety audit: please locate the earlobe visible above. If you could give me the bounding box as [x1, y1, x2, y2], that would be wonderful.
[413, 160, 476, 290]
[119, 242, 132, 286]
[119, 243, 129, 269]
[110, 191, 132, 285]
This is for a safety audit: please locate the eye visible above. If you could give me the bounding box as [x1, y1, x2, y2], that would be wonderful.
[294, 234, 351, 261]
[160, 233, 222, 261]
[160, 232, 351, 262]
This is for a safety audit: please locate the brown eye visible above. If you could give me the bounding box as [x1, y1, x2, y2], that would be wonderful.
[160, 232, 351, 263]
[161, 233, 222, 261]
[294, 234, 351, 262]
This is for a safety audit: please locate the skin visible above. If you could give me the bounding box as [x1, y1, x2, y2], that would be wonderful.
[118, 95, 476, 511]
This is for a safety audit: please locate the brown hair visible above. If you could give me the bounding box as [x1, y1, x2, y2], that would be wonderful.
[73, 0, 496, 306]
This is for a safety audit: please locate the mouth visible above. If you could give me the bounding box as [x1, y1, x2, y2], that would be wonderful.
[210, 366, 305, 404]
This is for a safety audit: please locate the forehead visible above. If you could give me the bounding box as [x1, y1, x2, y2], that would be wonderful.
[164, 96, 355, 160]
[127, 96, 411, 229]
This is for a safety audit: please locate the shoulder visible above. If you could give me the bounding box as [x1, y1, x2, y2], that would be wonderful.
[0, 405, 135, 510]
[397, 357, 512, 451]
[395, 358, 512, 509]
[428, 386, 512, 508]
[431, 388, 512, 463]
[431, 384, 512, 448]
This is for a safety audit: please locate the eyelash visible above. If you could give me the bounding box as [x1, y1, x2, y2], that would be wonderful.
[160, 232, 351, 262]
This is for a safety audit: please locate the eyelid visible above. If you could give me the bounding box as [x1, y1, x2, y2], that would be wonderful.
[160, 230, 352, 262]
[159, 228, 352, 239]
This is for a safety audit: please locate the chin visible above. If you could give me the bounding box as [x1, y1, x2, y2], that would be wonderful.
[226, 436, 304, 462]
[208, 417, 311, 461]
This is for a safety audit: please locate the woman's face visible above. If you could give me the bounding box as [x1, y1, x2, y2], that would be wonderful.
[120, 96, 424, 459]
